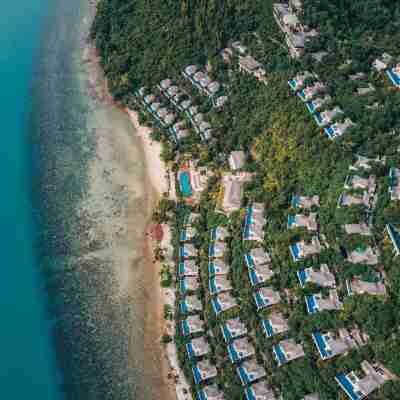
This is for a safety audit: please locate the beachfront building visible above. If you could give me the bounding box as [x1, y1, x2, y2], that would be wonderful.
[389, 167, 400, 200]
[180, 226, 197, 242]
[245, 247, 272, 268]
[181, 315, 205, 336]
[197, 385, 225, 400]
[336, 360, 396, 400]
[209, 276, 232, 295]
[261, 312, 289, 338]
[273, 338, 305, 366]
[305, 289, 343, 314]
[180, 295, 203, 314]
[237, 359, 266, 386]
[245, 381, 280, 400]
[221, 318, 248, 342]
[179, 277, 199, 294]
[346, 246, 379, 265]
[344, 223, 372, 236]
[346, 277, 387, 296]
[208, 260, 231, 276]
[254, 287, 281, 310]
[291, 194, 320, 209]
[305, 95, 332, 113]
[243, 203, 267, 241]
[192, 360, 218, 384]
[227, 337, 256, 363]
[297, 82, 326, 102]
[221, 176, 244, 213]
[179, 243, 198, 259]
[313, 107, 343, 127]
[344, 175, 376, 193]
[287, 213, 317, 231]
[324, 118, 355, 140]
[289, 236, 322, 262]
[210, 226, 230, 242]
[229, 151, 246, 171]
[186, 336, 211, 359]
[337, 192, 370, 208]
[209, 242, 227, 258]
[288, 71, 314, 92]
[211, 292, 238, 315]
[386, 223, 400, 256]
[312, 328, 368, 360]
[178, 260, 199, 277]
[248, 263, 275, 286]
[297, 264, 336, 288]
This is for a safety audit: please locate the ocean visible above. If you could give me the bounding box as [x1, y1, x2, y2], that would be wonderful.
[2, 1, 167, 400]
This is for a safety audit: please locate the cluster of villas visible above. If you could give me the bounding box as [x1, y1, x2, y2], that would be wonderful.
[372, 53, 400, 89]
[221, 41, 268, 85]
[178, 160, 210, 201]
[182, 65, 228, 109]
[273, 0, 319, 59]
[288, 72, 355, 139]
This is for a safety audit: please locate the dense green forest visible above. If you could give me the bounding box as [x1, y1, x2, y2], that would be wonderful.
[92, 1, 400, 399]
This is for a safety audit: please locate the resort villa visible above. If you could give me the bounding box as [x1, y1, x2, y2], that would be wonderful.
[211, 292, 238, 315]
[248, 263, 275, 286]
[178, 260, 199, 277]
[344, 223, 372, 236]
[288, 71, 314, 92]
[209, 276, 232, 295]
[210, 226, 229, 241]
[324, 118, 355, 140]
[208, 260, 231, 276]
[253, 287, 281, 310]
[261, 312, 289, 338]
[192, 360, 218, 384]
[237, 359, 266, 386]
[385, 223, 400, 256]
[297, 82, 326, 102]
[181, 315, 205, 336]
[180, 295, 203, 314]
[245, 381, 279, 400]
[346, 277, 387, 296]
[337, 192, 370, 208]
[291, 194, 320, 209]
[297, 264, 336, 288]
[305, 94, 332, 113]
[346, 246, 379, 265]
[344, 175, 376, 193]
[287, 213, 318, 231]
[180, 226, 197, 242]
[179, 277, 199, 294]
[227, 337, 256, 363]
[243, 203, 267, 241]
[336, 360, 396, 400]
[305, 289, 343, 314]
[228, 151, 246, 171]
[238, 55, 267, 83]
[273, 338, 305, 366]
[313, 106, 343, 127]
[209, 242, 227, 258]
[186, 336, 211, 359]
[389, 167, 400, 200]
[349, 155, 383, 172]
[197, 385, 225, 400]
[289, 236, 322, 262]
[221, 176, 245, 213]
[245, 247, 272, 268]
[179, 244, 198, 259]
[312, 328, 368, 361]
[221, 318, 248, 342]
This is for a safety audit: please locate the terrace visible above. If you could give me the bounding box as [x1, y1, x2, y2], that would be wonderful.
[178, 260, 199, 277]
[221, 318, 248, 342]
[289, 236, 322, 262]
[336, 360, 396, 400]
[254, 287, 281, 310]
[245, 381, 279, 400]
[273, 338, 305, 366]
[261, 312, 289, 338]
[237, 359, 266, 386]
[297, 264, 336, 288]
[197, 385, 225, 400]
[181, 315, 205, 336]
[227, 337, 256, 363]
[180, 295, 203, 314]
[291, 194, 320, 209]
[209, 276, 232, 295]
[305, 289, 343, 314]
[211, 292, 238, 315]
[346, 246, 379, 265]
[287, 213, 317, 231]
[186, 336, 211, 359]
[192, 360, 218, 384]
[208, 260, 230, 276]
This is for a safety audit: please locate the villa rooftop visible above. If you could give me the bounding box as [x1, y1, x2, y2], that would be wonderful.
[192, 360, 218, 384]
[305, 289, 343, 314]
[179, 244, 198, 259]
[273, 338, 305, 366]
[261, 312, 289, 338]
[221, 318, 248, 342]
[178, 260, 199, 277]
[346, 277, 387, 296]
[290, 236, 322, 262]
[229, 151, 246, 171]
[346, 246, 379, 265]
[254, 287, 281, 310]
[228, 337, 256, 363]
[337, 192, 370, 208]
[211, 226, 229, 242]
[181, 315, 205, 336]
[211, 292, 238, 315]
[180, 295, 203, 313]
[344, 175, 376, 193]
[297, 264, 336, 288]
[248, 263, 275, 286]
[209, 276, 232, 295]
[386, 223, 400, 256]
[237, 359, 266, 386]
[208, 260, 230, 276]
[291, 194, 320, 209]
[287, 213, 317, 231]
[245, 247, 272, 268]
[209, 242, 227, 258]
[197, 385, 225, 400]
[344, 223, 372, 236]
[245, 381, 279, 400]
[186, 336, 210, 359]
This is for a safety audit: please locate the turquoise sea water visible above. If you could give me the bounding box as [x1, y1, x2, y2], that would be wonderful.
[0, 1, 64, 399]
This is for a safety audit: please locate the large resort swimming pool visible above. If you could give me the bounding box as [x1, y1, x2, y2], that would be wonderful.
[179, 171, 193, 197]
